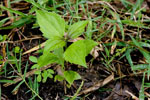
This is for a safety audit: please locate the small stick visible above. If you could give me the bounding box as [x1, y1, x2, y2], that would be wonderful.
[22, 42, 45, 55]
[78, 74, 114, 96]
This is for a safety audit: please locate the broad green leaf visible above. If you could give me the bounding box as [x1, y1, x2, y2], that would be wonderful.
[54, 75, 64, 82]
[38, 53, 58, 67]
[36, 10, 65, 38]
[44, 38, 66, 53]
[68, 21, 88, 39]
[64, 40, 97, 67]
[53, 48, 64, 66]
[84, 39, 98, 55]
[64, 40, 87, 67]
[29, 56, 38, 63]
[64, 71, 81, 85]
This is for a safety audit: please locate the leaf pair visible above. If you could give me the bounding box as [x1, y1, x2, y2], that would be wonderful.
[36, 10, 89, 52]
[36, 10, 97, 67]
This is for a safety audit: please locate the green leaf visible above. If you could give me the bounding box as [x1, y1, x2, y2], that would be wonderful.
[38, 53, 58, 67]
[54, 75, 64, 82]
[53, 48, 64, 66]
[48, 74, 53, 78]
[68, 21, 88, 39]
[2, 35, 7, 41]
[64, 40, 97, 67]
[84, 39, 98, 55]
[47, 69, 54, 74]
[47, 69, 54, 78]
[64, 40, 86, 67]
[29, 56, 38, 63]
[64, 71, 81, 85]
[14, 46, 20, 53]
[44, 38, 66, 53]
[37, 74, 42, 82]
[0, 35, 3, 41]
[31, 64, 39, 69]
[42, 70, 48, 83]
[34, 70, 41, 74]
[36, 10, 65, 39]
[42, 70, 48, 78]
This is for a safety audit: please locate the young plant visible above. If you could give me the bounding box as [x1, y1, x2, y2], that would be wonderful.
[31, 10, 98, 86]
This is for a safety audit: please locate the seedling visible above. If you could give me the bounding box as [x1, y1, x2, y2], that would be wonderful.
[30, 10, 98, 86]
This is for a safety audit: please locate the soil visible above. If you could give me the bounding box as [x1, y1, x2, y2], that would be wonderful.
[1, 0, 150, 100]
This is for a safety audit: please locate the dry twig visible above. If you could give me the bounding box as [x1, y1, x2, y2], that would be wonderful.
[78, 74, 114, 96]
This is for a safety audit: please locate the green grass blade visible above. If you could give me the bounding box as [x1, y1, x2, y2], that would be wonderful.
[0, 6, 26, 16]
[130, 0, 144, 19]
[139, 72, 145, 99]
[125, 49, 134, 69]
[0, 80, 15, 83]
[12, 81, 24, 93]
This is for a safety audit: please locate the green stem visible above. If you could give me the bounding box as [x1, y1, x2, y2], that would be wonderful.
[22, 77, 43, 100]
[71, 81, 84, 100]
